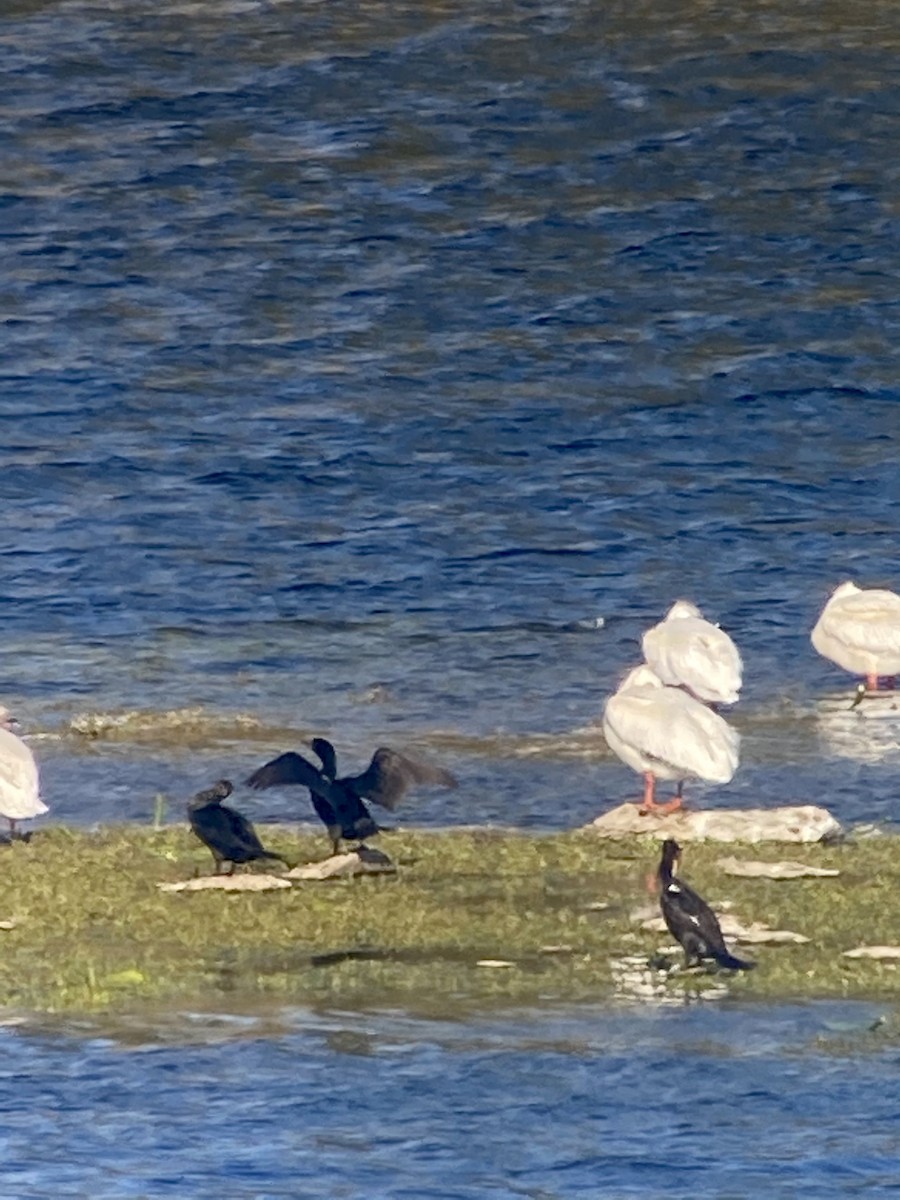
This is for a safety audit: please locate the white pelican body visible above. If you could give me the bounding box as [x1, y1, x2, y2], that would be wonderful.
[642, 600, 742, 705]
[602, 664, 740, 811]
[811, 582, 900, 689]
[0, 708, 48, 833]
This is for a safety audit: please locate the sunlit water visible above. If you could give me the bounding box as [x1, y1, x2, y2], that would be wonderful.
[5, 0, 900, 831]
[3, 0, 900, 1192]
[0, 1003, 897, 1199]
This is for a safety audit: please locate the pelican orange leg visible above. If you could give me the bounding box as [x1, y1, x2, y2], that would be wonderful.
[638, 773, 685, 816]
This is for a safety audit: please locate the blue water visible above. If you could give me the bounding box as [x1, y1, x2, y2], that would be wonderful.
[4, 1, 900, 831]
[0, 1002, 895, 1199]
[3, 0, 900, 1192]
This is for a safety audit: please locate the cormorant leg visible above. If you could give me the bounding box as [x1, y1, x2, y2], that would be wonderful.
[330, 836, 341, 857]
[7, 819, 16, 841]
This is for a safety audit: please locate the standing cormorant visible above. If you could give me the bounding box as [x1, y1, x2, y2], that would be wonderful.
[656, 838, 754, 971]
[188, 780, 291, 875]
[246, 738, 458, 856]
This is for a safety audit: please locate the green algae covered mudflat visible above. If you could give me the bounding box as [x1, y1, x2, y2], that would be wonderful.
[0, 824, 894, 1015]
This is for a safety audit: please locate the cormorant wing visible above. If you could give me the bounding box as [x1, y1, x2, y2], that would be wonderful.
[191, 800, 264, 859]
[344, 747, 458, 811]
[663, 876, 730, 957]
[329, 781, 381, 840]
[220, 805, 269, 855]
[246, 751, 337, 798]
[245, 750, 379, 843]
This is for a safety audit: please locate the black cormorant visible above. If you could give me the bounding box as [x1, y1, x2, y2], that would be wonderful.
[188, 779, 291, 875]
[245, 738, 458, 856]
[657, 838, 755, 971]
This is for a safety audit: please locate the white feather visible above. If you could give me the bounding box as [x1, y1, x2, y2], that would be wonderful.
[0, 709, 48, 822]
[642, 600, 742, 704]
[811, 581, 900, 677]
[602, 664, 740, 786]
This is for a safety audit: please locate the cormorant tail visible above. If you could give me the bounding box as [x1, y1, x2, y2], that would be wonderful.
[714, 950, 755, 971]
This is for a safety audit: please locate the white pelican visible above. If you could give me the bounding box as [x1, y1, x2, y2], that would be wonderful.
[811, 581, 900, 692]
[642, 600, 742, 705]
[0, 707, 48, 836]
[602, 664, 740, 813]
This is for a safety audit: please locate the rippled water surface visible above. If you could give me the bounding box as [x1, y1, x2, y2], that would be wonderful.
[3, 0, 900, 1191]
[0, 1002, 897, 1198]
[5, 0, 900, 830]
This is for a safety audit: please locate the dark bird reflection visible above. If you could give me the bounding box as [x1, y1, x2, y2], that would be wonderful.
[246, 737, 458, 857]
[188, 779, 292, 875]
[657, 838, 755, 972]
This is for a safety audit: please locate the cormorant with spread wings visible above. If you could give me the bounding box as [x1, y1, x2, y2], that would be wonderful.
[246, 737, 458, 856]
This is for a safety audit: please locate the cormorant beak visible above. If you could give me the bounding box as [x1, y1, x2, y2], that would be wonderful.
[849, 683, 867, 711]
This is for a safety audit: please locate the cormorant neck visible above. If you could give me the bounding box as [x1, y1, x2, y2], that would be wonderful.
[657, 841, 680, 886]
[312, 738, 338, 780]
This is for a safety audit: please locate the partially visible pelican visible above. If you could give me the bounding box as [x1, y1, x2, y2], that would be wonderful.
[657, 839, 754, 971]
[642, 600, 742, 705]
[602, 664, 740, 813]
[0, 706, 48, 837]
[812, 581, 900, 692]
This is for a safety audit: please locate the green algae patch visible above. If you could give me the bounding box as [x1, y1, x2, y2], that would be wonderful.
[0, 825, 897, 1016]
[66, 707, 267, 745]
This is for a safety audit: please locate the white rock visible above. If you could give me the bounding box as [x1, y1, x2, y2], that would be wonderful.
[609, 954, 729, 1003]
[587, 802, 842, 844]
[716, 857, 840, 879]
[726, 924, 810, 946]
[286, 846, 396, 881]
[842, 945, 900, 960]
[158, 874, 292, 893]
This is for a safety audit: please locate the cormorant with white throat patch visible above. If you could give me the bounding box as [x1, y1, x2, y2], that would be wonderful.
[657, 838, 754, 971]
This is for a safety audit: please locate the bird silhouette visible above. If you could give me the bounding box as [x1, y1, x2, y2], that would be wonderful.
[656, 839, 754, 971]
[188, 779, 291, 875]
[246, 738, 458, 856]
